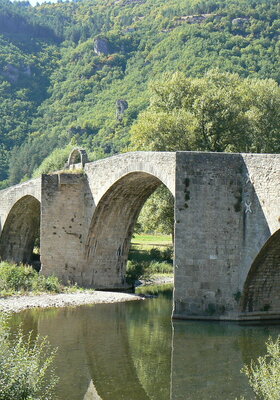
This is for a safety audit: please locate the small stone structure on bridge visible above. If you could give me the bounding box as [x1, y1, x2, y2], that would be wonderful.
[0, 150, 279, 320]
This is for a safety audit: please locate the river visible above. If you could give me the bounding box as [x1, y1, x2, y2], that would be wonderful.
[8, 284, 280, 400]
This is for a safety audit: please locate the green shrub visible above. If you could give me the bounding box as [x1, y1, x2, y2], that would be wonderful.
[0, 263, 35, 292]
[125, 259, 173, 285]
[32, 144, 74, 178]
[0, 313, 58, 400]
[125, 260, 150, 285]
[148, 246, 173, 263]
[149, 247, 162, 260]
[162, 246, 173, 262]
[241, 336, 280, 400]
[0, 263, 62, 296]
[31, 275, 62, 293]
[149, 261, 173, 274]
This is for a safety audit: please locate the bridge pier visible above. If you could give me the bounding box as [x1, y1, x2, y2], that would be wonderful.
[173, 152, 279, 320]
[40, 173, 91, 286]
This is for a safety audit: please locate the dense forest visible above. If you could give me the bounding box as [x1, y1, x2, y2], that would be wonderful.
[0, 0, 279, 189]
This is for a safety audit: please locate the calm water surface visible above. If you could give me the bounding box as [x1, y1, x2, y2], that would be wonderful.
[9, 285, 280, 400]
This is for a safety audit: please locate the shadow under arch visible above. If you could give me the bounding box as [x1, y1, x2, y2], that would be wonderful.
[0, 195, 40, 264]
[241, 228, 280, 314]
[83, 171, 174, 289]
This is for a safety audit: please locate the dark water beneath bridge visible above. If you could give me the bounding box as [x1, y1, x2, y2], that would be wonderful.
[8, 285, 280, 400]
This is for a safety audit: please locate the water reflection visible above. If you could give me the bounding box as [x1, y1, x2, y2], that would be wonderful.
[171, 322, 249, 399]
[8, 286, 280, 400]
[171, 320, 280, 399]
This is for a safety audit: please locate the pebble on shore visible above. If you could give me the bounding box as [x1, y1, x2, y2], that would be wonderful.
[0, 291, 144, 313]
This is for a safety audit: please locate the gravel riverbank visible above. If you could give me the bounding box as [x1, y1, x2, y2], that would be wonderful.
[0, 275, 173, 314]
[0, 291, 144, 313]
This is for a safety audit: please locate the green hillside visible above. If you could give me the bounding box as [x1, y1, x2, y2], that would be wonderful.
[0, 0, 279, 187]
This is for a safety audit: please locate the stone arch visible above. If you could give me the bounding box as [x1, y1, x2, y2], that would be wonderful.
[67, 148, 88, 168]
[82, 171, 174, 289]
[241, 228, 280, 314]
[0, 195, 40, 265]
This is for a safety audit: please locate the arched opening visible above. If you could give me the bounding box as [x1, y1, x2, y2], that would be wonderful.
[0, 195, 41, 267]
[67, 148, 88, 168]
[69, 149, 81, 164]
[128, 184, 174, 285]
[83, 172, 174, 289]
[241, 229, 280, 314]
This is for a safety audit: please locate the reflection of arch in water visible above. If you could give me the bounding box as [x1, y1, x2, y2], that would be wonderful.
[31, 304, 151, 400]
[83, 303, 150, 400]
[241, 229, 280, 314]
[0, 195, 40, 264]
[83, 171, 174, 289]
[125, 288, 172, 399]
[171, 320, 259, 399]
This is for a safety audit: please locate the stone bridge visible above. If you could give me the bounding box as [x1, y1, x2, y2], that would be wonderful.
[0, 150, 279, 320]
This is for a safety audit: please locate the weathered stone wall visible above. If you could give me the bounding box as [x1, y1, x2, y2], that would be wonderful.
[40, 151, 176, 288]
[0, 179, 41, 264]
[0, 178, 40, 231]
[174, 152, 246, 319]
[241, 229, 280, 315]
[83, 151, 176, 202]
[173, 152, 280, 320]
[239, 154, 280, 287]
[40, 173, 92, 285]
[80, 151, 176, 288]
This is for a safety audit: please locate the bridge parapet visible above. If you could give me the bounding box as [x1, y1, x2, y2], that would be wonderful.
[84, 151, 176, 202]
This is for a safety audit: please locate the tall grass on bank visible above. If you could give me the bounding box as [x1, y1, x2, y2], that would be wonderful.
[0, 262, 62, 297]
[0, 313, 58, 400]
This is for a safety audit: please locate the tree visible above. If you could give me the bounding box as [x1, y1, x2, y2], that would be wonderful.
[130, 70, 280, 154]
[138, 185, 174, 238]
[130, 70, 280, 235]
[241, 78, 280, 153]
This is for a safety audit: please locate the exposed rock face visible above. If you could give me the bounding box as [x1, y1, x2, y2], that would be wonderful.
[116, 99, 128, 121]
[114, 0, 146, 5]
[176, 14, 213, 24]
[3, 64, 19, 82]
[232, 17, 249, 28]
[94, 37, 110, 56]
[2, 63, 32, 83]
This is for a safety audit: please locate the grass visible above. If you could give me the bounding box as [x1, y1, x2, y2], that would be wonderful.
[131, 234, 172, 246]
[127, 234, 174, 285]
[58, 168, 84, 174]
[136, 283, 173, 296]
[0, 262, 90, 297]
[0, 233, 173, 295]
